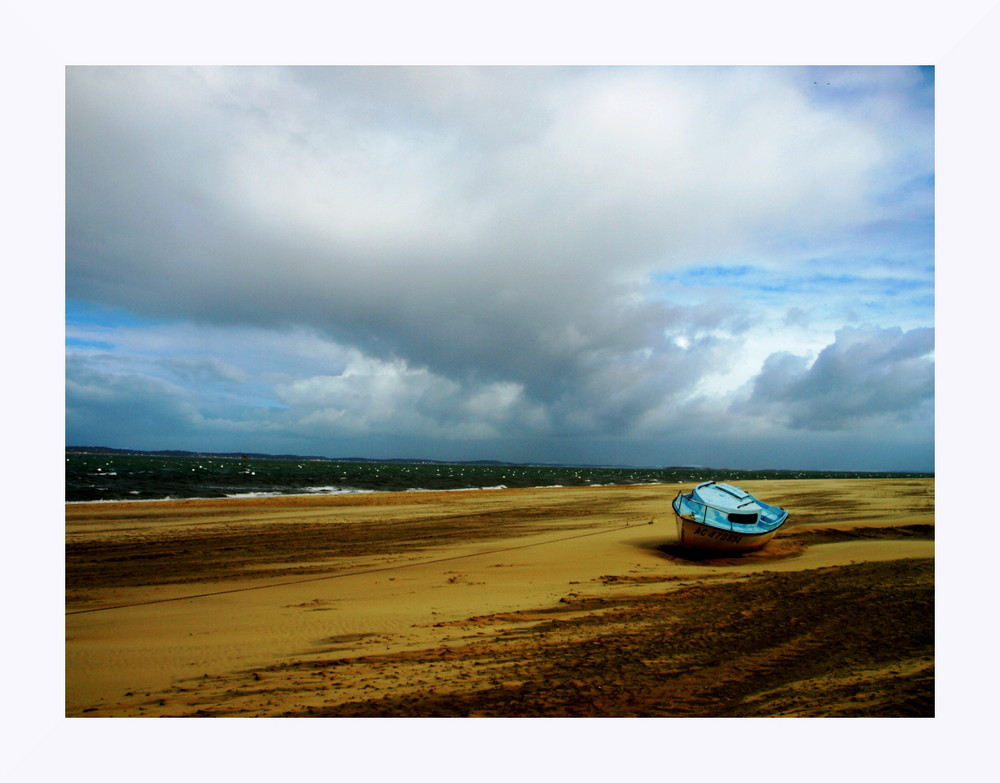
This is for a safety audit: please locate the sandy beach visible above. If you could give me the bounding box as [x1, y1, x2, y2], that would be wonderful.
[66, 479, 933, 717]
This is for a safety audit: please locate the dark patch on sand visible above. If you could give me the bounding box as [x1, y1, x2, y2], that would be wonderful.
[643, 523, 932, 568]
[273, 558, 933, 718]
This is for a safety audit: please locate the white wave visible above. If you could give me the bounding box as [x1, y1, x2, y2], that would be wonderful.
[404, 487, 471, 493]
[66, 496, 182, 504]
[404, 486, 490, 493]
[403, 484, 515, 493]
[302, 486, 375, 495]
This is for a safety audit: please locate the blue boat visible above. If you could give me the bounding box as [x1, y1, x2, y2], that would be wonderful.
[671, 481, 789, 552]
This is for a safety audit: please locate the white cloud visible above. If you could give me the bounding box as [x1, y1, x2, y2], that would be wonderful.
[276, 353, 543, 441]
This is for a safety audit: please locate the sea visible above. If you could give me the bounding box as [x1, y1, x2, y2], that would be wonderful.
[65, 452, 931, 503]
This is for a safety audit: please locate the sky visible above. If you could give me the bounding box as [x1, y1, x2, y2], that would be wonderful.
[64, 65, 937, 471]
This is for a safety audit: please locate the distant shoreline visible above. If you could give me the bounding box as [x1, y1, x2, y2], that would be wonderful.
[65, 445, 933, 476]
[63, 483, 567, 506]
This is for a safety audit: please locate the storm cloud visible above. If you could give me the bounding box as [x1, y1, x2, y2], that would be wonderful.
[738, 325, 934, 430]
[66, 66, 934, 470]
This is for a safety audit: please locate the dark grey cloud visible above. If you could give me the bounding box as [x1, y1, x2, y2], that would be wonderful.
[737, 325, 934, 430]
[66, 358, 204, 446]
[162, 357, 250, 385]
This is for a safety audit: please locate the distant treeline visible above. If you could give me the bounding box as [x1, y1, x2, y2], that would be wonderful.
[65, 446, 932, 477]
[66, 446, 519, 466]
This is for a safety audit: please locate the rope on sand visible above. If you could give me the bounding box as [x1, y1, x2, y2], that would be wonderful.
[66, 518, 655, 616]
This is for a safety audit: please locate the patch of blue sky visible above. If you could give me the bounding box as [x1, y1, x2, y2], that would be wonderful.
[199, 391, 289, 413]
[654, 258, 932, 330]
[66, 337, 114, 351]
[805, 273, 897, 289]
[903, 171, 934, 194]
[864, 254, 934, 276]
[171, 372, 290, 413]
[674, 265, 756, 280]
[801, 65, 934, 109]
[69, 342, 290, 414]
[66, 298, 164, 330]
[877, 278, 931, 295]
[653, 266, 764, 295]
[769, 276, 932, 311]
[850, 219, 933, 259]
[656, 263, 920, 297]
[155, 361, 285, 411]
[755, 282, 792, 293]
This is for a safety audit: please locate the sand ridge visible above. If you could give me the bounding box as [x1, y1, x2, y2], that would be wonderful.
[66, 479, 933, 717]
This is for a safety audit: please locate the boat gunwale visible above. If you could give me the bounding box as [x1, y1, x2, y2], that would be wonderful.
[672, 488, 788, 535]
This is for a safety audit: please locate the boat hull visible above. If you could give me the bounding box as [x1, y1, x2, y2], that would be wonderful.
[674, 513, 780, 552]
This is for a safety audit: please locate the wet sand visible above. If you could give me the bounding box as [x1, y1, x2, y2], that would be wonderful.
[66, 479, 933, 717]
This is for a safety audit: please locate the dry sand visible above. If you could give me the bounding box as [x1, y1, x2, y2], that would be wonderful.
[66, 479, 933, 717]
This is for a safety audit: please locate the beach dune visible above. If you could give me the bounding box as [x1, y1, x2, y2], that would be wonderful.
[66, 479, 933, 717]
